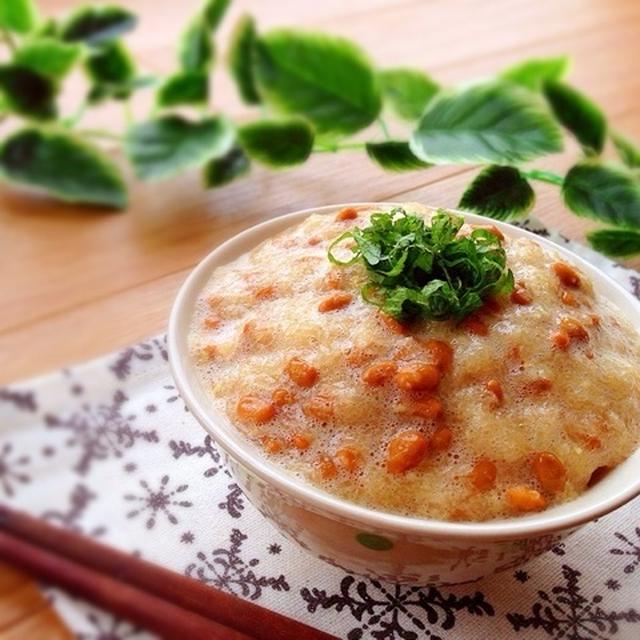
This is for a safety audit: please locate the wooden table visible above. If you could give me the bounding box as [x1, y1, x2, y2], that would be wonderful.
[1, 0, 639, 636]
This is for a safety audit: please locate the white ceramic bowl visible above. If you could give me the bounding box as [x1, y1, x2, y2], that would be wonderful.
[168, 203, 640, 585]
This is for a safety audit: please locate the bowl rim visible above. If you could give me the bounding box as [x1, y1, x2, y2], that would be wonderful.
[168, 202, 640, 542]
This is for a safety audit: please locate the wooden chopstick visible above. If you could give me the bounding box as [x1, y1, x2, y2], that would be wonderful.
[0, 505, 338, 640]
[0, 530, 251, 640]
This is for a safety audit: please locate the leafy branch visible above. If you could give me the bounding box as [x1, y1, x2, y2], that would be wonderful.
[0, 0, 639, 257]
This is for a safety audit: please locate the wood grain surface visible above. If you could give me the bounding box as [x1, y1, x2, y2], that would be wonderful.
[1, 0, 639, 636]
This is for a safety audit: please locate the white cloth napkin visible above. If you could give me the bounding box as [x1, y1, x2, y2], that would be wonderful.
[2, 220, 640, 640]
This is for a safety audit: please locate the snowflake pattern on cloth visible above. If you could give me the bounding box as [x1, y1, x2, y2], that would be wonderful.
[507, 564, 640, 639]
[1, 223, 639, 640]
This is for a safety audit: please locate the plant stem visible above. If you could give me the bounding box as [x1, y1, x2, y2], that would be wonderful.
[78, 129, 124, 143]
[313, 141, 367, 153]
[522, 169, 564, 186]
[0, 28, 16, 52]
[124, 100, 133, 126]
[62, 101, 89, 128]
[378, 117, 390, 140]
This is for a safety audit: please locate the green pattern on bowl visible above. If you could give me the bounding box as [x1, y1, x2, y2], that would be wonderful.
[356, 532, 394, 551]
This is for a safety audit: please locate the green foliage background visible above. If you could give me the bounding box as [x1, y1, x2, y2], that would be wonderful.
[0, 0, 639, 257]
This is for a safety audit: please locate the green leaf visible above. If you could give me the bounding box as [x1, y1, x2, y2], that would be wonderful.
[0, 127, 127, 208]
[410, 81, 563, 165]
[86, 41, 134, 85]
[563, 162, 640, 227]
[228, 14, 260, 105]
[238, 118, 313, 167]
[60, 5, 136, 47]
[156, 70, 208, 107]
[0, 0, 38, 34]
[0, 0, 38, 35]
[34, 17, 57, 37]
[328, 209, 513, 321]
[89, 74, 154, 104]
[587, 228, 640, 257]
[0, 64, 56, 119]
[85, 41, 135, 102]
[254, 29, 381, 135]
[543, 81, 606, 155]
[500, 56, 570, 91]
[203, 0, 230, 31]
[15, 38, 82, 79]
[203, 145, 249, 187]
[125, 115, 234, 180]
[365, 141, 431, 172]
[378, 68, 439, 121]
[611, 131, 640, 168]
[179, 17, 213, 72]
[459, 165, 535, 220]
